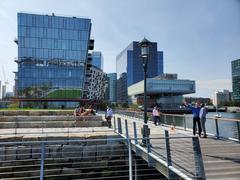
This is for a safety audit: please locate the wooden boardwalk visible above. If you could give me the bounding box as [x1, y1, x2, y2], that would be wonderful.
[115, 114, 240, 180]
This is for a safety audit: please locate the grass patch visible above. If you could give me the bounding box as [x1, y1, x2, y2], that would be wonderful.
[46, 89, 82, 98]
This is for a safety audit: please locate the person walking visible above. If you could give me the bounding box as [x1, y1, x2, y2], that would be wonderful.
[156, 107, 162, 125]
[200, 104, 208, 138]
[184, 101, 202, 136]
[152, 106, 158, 125]
[105, 106, 113, 128]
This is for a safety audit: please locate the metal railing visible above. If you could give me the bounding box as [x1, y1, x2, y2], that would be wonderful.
[115, 110, 240, 142]
[112, 115, 206, 180]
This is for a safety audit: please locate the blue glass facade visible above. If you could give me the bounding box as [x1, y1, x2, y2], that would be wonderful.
[16, 13, 92, 100]
[116, 41, 164, 103]
[106, 73, 117, 102]
[232, 59, 240, 101]
[92, 51, 103, 70]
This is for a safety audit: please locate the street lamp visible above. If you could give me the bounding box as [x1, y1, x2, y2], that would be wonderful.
[139, 37, 151, 146]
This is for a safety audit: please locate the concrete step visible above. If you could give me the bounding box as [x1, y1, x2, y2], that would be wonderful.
[0, 116, 108, 129]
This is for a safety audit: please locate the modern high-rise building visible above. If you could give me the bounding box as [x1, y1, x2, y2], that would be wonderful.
[232, 59, 240, 102]
[85, 66, 107, 100]
[106, 73, 117, 102]
[213, 90, 231, 106]
[92, 51, 103, 70]
[116, 41, 163, 103]
[2, 85, 6, 100]
[15, 12, 94, 108]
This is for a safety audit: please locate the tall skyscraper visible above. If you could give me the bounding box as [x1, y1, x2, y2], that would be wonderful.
[15, 12, 94, 107]
[213, 90, 231, 106]
[116, 41, 164, 103]
[232, 59, 240, 102]
[2, 85, 6, 100]
[106, 73, 117, 102]
[92, 51, 103, 70]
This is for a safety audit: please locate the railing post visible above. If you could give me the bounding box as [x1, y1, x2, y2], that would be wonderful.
[125, 120, 129, 138]
[40, 142, 45, 180]
[125, 120, 132, 180]
[183, 114, 186, 131]
[192, 137, 206, 180]
[164, 114, 167, 124]
[133, 122, 138, 145]
[15, 116, 17, 136]
[113, 116, 116, 132]
[41, 116, 43, 136]
[236, 121, 240, 143]
[117, 117, 122, 134]
[147, 135, 154, 167]
[165, 130, 175, 179]
[215, 118, 219, 139]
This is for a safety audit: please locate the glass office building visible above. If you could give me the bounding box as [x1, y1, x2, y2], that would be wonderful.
[116, 41, 164, 103]
[92, 51, 103, 70]
[15, 13, 93, 106]
[106, 73, 117, 102]
[232, 59, 240, 101]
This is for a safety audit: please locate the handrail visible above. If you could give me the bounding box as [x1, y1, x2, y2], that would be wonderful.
[116, 110, 240, 122]
[162, 113, 240, 122]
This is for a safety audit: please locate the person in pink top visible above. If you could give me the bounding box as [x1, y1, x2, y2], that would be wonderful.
[152, 106, 159, 125]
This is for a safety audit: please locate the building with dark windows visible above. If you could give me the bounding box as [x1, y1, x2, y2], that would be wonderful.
[116, 73, 128, 104]
[105, 73, 117, 102]
[85, 65, 107, 100]
[116, 41, 163, 103]
[92, 51, 103, 70]
[232, 59, 240, 102]
[14, 12, 95, 108]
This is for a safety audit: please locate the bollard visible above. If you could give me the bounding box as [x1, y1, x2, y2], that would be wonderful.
[192, 137, 206, 180]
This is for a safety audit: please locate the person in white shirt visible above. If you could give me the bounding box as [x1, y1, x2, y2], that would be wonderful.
[105, 106, 113, 128]
[152, 106, 159, 125]
[199, 104, 208, 138]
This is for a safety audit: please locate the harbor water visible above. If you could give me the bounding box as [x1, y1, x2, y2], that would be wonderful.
[164, 112, 240, 140]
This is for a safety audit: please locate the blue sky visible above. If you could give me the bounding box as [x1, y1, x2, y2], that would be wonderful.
[0, 0, 239, 98]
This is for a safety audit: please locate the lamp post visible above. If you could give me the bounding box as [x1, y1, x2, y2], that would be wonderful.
[139, 37, 151, 146]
